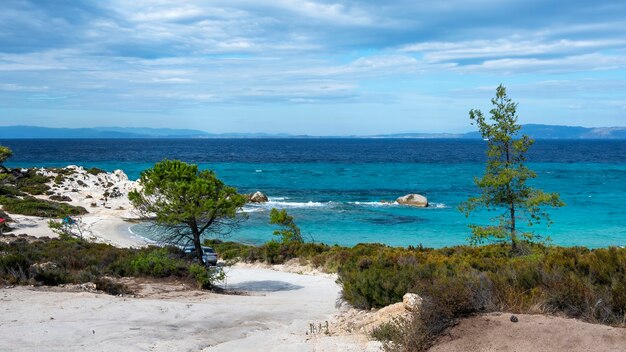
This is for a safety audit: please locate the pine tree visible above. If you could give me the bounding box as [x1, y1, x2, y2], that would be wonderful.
[460, 85, 564, 251]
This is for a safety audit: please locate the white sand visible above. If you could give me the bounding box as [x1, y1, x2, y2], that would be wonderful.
[0, 265, 351, 352]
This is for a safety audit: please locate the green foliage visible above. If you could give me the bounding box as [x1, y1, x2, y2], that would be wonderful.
[129, 247, 187, 277]
[189, 264, 225, 289]
[54, 174, 65, 185]
[0, 196, 87, 218]
[129, 160, 247, 264]
[359, 244, 626, 351]
[0, 238, 225, 292]
[12, 169, 51, 195]
[86, 167, 106, 175]
[269, 208, 303, 244]
[0, 145, 12, 166]
[0, 185, 24, 197]
[460, 85, 564, 250]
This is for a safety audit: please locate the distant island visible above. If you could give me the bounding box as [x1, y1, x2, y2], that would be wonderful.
[1, 124, 625, 139]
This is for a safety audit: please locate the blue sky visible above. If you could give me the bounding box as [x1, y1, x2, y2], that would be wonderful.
[1, 0, 625, 135]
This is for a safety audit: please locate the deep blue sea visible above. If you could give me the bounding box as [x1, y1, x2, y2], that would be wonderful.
[2, 139, 625, 248]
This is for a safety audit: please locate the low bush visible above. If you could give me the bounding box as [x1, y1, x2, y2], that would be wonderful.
[0, 237, 224, 293]
[0, 196, 87, 217]
[94, 277, 132, 295]
[128, 247, 188, 277]
[10, 169, 51, 195]
[86, 167, 106, 175]
[49, 194, 72, 202]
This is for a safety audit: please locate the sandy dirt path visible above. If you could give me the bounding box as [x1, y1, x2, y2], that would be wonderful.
[0, 266, 341, 352]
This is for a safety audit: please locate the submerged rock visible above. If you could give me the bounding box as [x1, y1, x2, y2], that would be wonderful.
[396, 194, 428, 207]
[248, 191, 269, 203]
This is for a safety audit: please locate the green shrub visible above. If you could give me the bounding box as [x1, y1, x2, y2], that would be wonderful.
[54, 175, 65, 185]
[189, 264, 225, 289]
[86, 167, 106, 175]
[12, 169, 51, 195]
[0, 196, 87, 217]
[0, 252, 30, 284]
[0, 185, 25, 197]
[30, 263, 69, 286]
[128, 247, 187, 277]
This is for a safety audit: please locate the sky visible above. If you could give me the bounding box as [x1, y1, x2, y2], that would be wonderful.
[1, 0, 625, 135]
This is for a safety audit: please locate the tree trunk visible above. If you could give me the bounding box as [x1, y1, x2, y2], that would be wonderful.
[510, 204, 517, 251]
[190, 220, 205, 266]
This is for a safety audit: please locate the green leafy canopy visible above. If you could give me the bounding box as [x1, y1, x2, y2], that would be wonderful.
[459, 85, 564, 250]
[129, 160, 247, 264]
[269, 208, 303, 244]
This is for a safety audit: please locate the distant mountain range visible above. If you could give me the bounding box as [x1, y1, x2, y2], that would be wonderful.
[1, 124, 625, 139]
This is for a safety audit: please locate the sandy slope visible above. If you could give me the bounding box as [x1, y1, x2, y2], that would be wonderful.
[429, 313, 626, 352]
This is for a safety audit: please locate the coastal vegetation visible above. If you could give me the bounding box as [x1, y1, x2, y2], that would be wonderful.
[0, 196, 87, 218]
[460, 85, 564, 251]
[0, 145, 12, 172]
[0, 235, 221, 291]
[269, 208, 304, 244]
[204, 238, 626, 350]
[0, 163, 87, 218]
[128, 159, 247, 265]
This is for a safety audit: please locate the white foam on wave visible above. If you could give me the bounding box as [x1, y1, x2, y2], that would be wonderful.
[351, 201, 449, 209]
[244, 200, 332, 210]
[127, 224, 160, 244]
[430, 202, 449, 209]
[268, 197, 288, 201]
[349, 201, 399, 207]
[241, 207, 264, 213]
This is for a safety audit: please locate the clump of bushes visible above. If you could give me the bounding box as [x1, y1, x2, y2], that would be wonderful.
[0, 196, 87, 217]
[3, 169, 51, 195]
[86, 167, 106, 175]
[49, 194, 72, 202]
[0, 237, 223, 292]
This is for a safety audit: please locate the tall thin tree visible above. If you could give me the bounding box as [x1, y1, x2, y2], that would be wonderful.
[460, 85, 564, 251]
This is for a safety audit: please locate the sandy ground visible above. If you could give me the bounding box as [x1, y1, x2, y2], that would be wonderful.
[429, 313, 626, 352]
[0, 265, 363, 352]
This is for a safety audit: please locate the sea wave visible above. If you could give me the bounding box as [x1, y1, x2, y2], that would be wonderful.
[245, 200, 332, 210]
[242, 199, 449, 211]
[349, 201, 399, 207]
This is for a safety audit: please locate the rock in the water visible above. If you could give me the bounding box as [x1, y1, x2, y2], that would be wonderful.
[403, 293, 423, 312]
[396, 194, 428, 207]
[248, 191, 269, 203]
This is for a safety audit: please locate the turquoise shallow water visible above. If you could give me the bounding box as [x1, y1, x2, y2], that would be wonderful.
[3, 139, 625, 248]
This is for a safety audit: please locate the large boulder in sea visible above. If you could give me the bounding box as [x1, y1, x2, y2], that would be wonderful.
[396, 194, 428, 207]
[248, 191, 269, 203]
